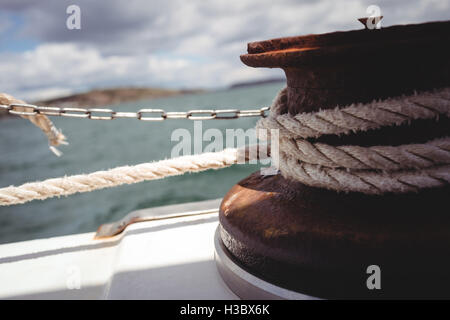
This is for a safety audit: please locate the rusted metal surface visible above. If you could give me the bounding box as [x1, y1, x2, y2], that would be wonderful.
[220, 172, 450, 298]
[214, 227, 319, 300]
[219, 20, 450, 298]
[241, 21, 449, 65]
[357, 16, 383, 29]
[241, 20, 450, 114]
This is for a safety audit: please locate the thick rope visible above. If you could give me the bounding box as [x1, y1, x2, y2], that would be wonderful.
[257, 87, 450, 194]
[282, 158, 450, 194]
[0, 149, 241, 206]
[257, 87, 450, 139]
[281, 137, 450, 170]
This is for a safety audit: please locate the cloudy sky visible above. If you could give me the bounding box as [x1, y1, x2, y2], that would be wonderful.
[0, 0, 448, 100]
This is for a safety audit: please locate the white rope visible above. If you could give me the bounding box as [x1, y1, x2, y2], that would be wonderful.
[281, 159, 450, 194]
[257, 87, 450, 194]
[0, 93, 67, 156]
[257, 87, 450, 139]
[0, 149, 240, 206]
[280, 137, 450, 170]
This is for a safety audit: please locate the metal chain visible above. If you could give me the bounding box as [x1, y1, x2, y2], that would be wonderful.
[0, 103, 270, 121]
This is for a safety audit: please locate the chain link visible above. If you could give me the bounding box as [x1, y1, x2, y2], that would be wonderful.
[0, 103, 270, 120]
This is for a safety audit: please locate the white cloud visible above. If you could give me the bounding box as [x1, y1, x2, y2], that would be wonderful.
[0, 43, 277, 101]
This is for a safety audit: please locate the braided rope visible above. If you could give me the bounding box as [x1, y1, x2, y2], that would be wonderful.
[257, 87, 450, 194]
[0, 93, 67, 155]
[282, 158, 450, 194]
[257, 87, 450, 139]
[0, 149, 239, 206]
[281, 137, 450, 170]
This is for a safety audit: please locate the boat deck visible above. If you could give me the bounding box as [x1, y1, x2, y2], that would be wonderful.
[0, 199, 238, 299]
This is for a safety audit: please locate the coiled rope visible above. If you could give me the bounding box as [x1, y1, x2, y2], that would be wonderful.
[256, 87, 450, 194]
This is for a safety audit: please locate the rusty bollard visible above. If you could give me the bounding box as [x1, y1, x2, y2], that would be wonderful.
[218, 21, 450, 299]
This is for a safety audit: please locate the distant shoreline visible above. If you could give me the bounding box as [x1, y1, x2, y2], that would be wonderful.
[34, 87, 205, 108]
[229, 78, 285, 90]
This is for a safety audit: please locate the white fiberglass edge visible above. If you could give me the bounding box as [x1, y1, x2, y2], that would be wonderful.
[0, 199, 237, 300]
